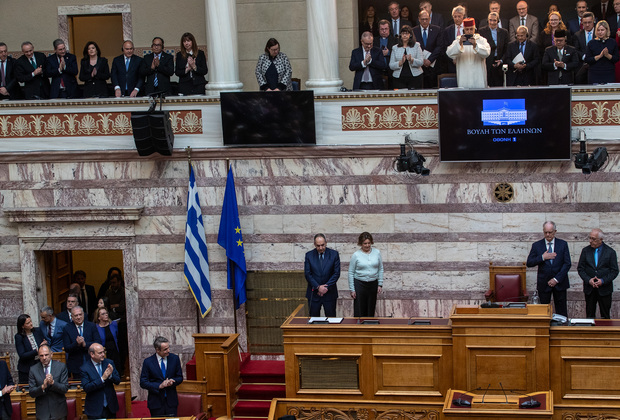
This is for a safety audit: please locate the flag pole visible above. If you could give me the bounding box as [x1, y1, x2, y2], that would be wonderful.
[225, 158, 239, 334]
[186, 146, 201, 335]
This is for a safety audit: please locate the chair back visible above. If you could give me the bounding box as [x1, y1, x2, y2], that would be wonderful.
[438, 73, 457, 88]
[177, 393, 203, 417]
[487, 262, 528, 302]
[116, 391, 127, 417]
[10, 401, 21, 420]
[66, 398, 78, 420]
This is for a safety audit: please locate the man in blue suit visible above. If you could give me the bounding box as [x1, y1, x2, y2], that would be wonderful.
[349, 32, 387, 90]
[45, 39, 79, 99]
[414, 10, 443, 88]
[140, 336, 183, 417]
[527, 221, 572, 317]
[40, 306, 68, 352]
[62, 306, 101, 379]
[81, 343, 120, 419]
[0, 359, 16, 420]
[304, 233, 341, 317]
[111, 40, 144, 97]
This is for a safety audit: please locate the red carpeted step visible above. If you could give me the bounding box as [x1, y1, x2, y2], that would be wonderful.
[237, 384, 286, 400]
[240, 360, 285, 384]
[233, 400, 272, 417]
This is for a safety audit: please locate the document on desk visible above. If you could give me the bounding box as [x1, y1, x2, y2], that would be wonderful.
[327, 317, 343, 324]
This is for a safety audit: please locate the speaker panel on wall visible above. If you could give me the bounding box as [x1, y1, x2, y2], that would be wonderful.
[130, 111, 174, 156]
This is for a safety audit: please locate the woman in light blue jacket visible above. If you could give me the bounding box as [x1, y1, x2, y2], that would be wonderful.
[389, 25, 424, 89]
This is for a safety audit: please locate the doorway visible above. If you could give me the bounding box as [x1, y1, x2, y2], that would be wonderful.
[68, 14, 124, 77]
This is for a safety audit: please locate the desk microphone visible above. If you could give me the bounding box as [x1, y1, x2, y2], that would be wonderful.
[510, 390, 542, 408]
[452, 387, 481, 407]
[480, 383, 492, 403]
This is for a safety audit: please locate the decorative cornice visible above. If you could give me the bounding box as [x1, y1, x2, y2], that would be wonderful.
[3, 206, 144, 223]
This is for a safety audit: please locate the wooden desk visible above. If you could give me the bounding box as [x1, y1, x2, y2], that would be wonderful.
[443, 389, 553, 419]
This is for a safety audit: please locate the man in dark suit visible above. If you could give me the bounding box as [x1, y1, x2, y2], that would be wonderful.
[29, 345, 69, 420]
[479, 1, 509, 30]
[0, 43, 18, 100]
[62, 306, 101, 379]
[578, 228, 619, 319]
[479, 12, 509, 86]
[388, 1, 412, 37]
[608, 0, 620, 35]
[141, 37, 175, 96]
[414, 10, 442, 88]
[373, 20, 396, 89]
[441, 5, 466, 74]
[45, 39, 78, 99]
[542, 30, 581, 84]
[140, 336, 183, 417]
[0, 359, 15, 420]
[572, 12, 596, 84]
[111, 40, 144, 97]
[504, 25, 540, 86]
[419, 1, 444, 29]
[74, 270, 97, 319]
[14, 41, 49, 99]
[304, 233, 341, 317]
[567, 1, 590, 35]
[526, 221, 572, 317]
[56, 294, 78, 323]
[508, 1, 540, 44]
[592, 0, 615, 21]
[40, 306, 68, 353]
[349, 32, 387, 90]
[81, 343, 120, 419]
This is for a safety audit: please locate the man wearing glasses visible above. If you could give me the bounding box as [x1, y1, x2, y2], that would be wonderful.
[141, 37, 174, 96]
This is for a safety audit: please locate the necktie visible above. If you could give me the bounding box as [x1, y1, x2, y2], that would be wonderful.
[520, 43, 525, 55]
[154, 55, 159, 87]
[125, 57, 130, 71]
[548, 243, 553, 264]
[587, 31, 592, 44]
[558, 49, 563, 60]
[160, 358, 166, 378]
[0, 61, 5, 87]
[97, 363, 102, 376]
[97, 364, 108, 406]
[78, 325, 83, 337]
[45, 365, 50, 375]
[595, 248, 600, 266]
[30, 58, 36, 69]
[580, 18, 583, 30]
[457, 26, 461, 36]
[393, 20, 398, 35]
[48, 323, 52, 338]
[602, 3, 607, 16]
[423, 29, 428, 46]
[521, 17, 525, 26]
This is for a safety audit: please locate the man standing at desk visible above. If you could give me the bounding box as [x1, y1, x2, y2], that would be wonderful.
[140, 336, 183, 417]
[81, 343, 120, 419]
[527, 221, 571, 317]
[29, 345, 69, 420]
[304, 233, 341, 317]
[578, 228, 619, 319]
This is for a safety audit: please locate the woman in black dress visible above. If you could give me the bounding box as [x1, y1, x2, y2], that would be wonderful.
[94, 307, 123, 376]
[175, 32, 208, 95]
[585, 21, 620, 84]
[15, 314, 46, 384]
[79, 41, 110, 98]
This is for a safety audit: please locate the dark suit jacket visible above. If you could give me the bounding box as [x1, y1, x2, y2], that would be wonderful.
[111, 54, 144, 96]
[56, 309, 71, 323]
[429, 12, 444, 29]
[508, 14, 540, 44]
[479, 17, 509, 31]
[79, 57, 110, 98]
[373, 35, 397, 70]
[609, 14, 620, 36]
[0, 360, 13, 416]
[572, 29, 592, 59]
[14, 52, 50, 99]
[141, 51, 175, 95]
[441, 24, 462, 73]
[542, 44, 580, 84]
[175, 50, 208, 95]
[413, 24, 443, 64]
[0, 57, 18, 99]
[578, 243, 619, 296]
[78, 285, 97, 319]
[478, 26, 509, 69]
[388, 18, 413, 37]
[29, 360, 69, 420]
[81, 358, 120, 417]
[140, 353, 183, 411]
[349, 46, 387, 90]
[592, 2, 616, 21]
[304, 247, 341, 302]
[527, 238, 572, 293]
[40, 317, 68, 352]
[15, 328, 46, 377]
[503, 39, 540, 85]
[45, 52, 79, 98]
[62, 321, 101, 374]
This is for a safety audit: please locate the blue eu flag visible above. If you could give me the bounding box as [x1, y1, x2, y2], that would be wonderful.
[217, 166, 247, 309]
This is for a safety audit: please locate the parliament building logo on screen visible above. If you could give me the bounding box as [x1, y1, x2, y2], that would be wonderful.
[481, 99, 527, 126]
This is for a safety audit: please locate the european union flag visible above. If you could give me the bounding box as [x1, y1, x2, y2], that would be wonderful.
[184, 164, 212, 316]
[217, 166, 247, 309]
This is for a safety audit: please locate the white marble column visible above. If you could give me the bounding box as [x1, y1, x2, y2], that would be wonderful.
[305, 0, 343, 93]
[204, 0, 243, 96]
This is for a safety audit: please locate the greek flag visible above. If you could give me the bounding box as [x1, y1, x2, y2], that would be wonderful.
[184, 164, 212, 316]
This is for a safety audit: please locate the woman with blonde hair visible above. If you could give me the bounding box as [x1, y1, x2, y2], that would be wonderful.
[585, 20, 619, 84]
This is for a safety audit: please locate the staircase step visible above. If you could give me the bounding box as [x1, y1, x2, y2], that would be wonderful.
[237, 384, 286, 399]
[240, 360, 285, 384]
[234, 400, 272, 417]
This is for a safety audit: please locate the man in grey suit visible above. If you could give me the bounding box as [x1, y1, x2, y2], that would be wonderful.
[509, 1, 540, 44]
[29, 345, 69, 420]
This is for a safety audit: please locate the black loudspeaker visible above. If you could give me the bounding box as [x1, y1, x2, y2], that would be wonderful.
[130, 111, 174, 156]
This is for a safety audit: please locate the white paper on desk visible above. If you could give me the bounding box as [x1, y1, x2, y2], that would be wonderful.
[327, 317, 344, 324]
[308, 317, 328, 323]
[423, 50, 436, 67]
[512, 52, 525, 64]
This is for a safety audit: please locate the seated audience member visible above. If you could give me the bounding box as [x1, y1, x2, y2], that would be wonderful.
[390, 25, 424, 88]
[79, 41, 110, 98]
[413, 10, 442, 88]
[509, 1, 540, 44]
[479, 1, 508, 29]
[40, 306, 68, 353]
[14, 41, 50, 99]
[141, 37, 175, 96]
[442, 5, 466, 74]
[15, 314, 47, 384]
[542, 29, 580, 84]
[374, 19, 397, 88]
[388, 1, 413, 37]
[479, 12, 509, 86]
[504, 25, 540, 86]
[0, 42, 18, 99]
[349, 31, 387, 90]
[360, 5, 380, 38]
[45, 39, 79, 99]
[255, 38, 293, 91]
[573, 11, 597, 84]
[419, 1, 444, 29]
[568, 1, 590, 36]
[175, 32, 208, 96]
[446, 18, 491, 88]
[111, 40, 144, 97]
[585, 20, 620, 83]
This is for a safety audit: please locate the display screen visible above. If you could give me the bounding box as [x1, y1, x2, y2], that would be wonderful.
[221, 91, 316, 146]
[438, 87, 572, 162]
